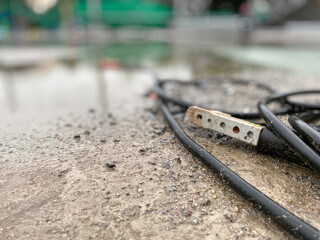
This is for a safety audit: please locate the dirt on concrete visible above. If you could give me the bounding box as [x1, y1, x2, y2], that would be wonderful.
[0, 45, 320, 240]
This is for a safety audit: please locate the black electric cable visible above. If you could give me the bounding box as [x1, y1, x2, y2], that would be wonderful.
[286, 97, 320, 111]
[155, 79, 299, 119]
[160, 100, 320, 240]
[256, 126, 306, 166]
[289, 114, 320, 152]
[294, 110, 320, 123]
[258, 90, 320, 172]
[155, 79, 320, 239]
[156, 79, 311, 165]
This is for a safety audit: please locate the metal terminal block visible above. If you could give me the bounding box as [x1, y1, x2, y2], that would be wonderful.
[187, 106, 264, 146]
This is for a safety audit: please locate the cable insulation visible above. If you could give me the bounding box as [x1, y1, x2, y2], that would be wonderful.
[161, 101, 320, 240]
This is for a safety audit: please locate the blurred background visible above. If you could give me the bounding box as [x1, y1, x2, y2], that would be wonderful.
[1, 0, 320, 126]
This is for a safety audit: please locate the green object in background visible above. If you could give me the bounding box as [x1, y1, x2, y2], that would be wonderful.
[73, 0, 88, 27]
[85, 42, 171, 67]
[103, 42, 171, 66]
[0, 1, 11, 30]
[0, 0, 173, 30]
[7, 1, 61, 29]
[101, 0, 173, 27]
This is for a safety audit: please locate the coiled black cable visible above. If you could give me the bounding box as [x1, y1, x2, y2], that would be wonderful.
[154, 78, 297, 119]
[286, 96, 320, 111]
[289, 114, 320, 152]
[155, 79, 320, 239]
[258, 91, 320, 172]
[161, 101, 320, 240]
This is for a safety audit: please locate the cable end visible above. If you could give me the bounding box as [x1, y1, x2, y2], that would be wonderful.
[187, 106, 264, 146]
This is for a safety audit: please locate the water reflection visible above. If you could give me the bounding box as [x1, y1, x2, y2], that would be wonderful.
[1, 41, 320, 126]
[0, 42, 173, 125]
[2, 71, 17, 112]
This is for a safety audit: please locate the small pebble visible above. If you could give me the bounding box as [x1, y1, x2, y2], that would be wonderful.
[182, 210, 192, 217]
[192, 219, 199, 225]
[106, 162, 116, 168]
[153, 126, 166, 134]
[201, 199, 211, 206]
[235, 206, 239, 213]
[58, 169, 70, 177]
[174, 157, 181, 164]
[74, 135, 80, 139]
[162, 161, 171, 169]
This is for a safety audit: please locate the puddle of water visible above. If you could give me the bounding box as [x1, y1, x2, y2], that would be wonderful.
[0, 63, 100, 125]
[0, 42, 173, 126]
[1, 41, 320, 127]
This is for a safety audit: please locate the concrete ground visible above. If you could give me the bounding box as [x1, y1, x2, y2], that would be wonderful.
[0, 42, 320, 239]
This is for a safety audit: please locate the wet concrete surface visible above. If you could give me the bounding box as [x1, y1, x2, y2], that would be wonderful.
[0, 42, 320, 239]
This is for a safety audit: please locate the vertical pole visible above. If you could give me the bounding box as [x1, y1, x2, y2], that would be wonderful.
[87, 0, 102, 28]
[59, 0, 75, 44]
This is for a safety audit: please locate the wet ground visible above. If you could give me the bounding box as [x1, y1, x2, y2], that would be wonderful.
[0, 41, 320, 239]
